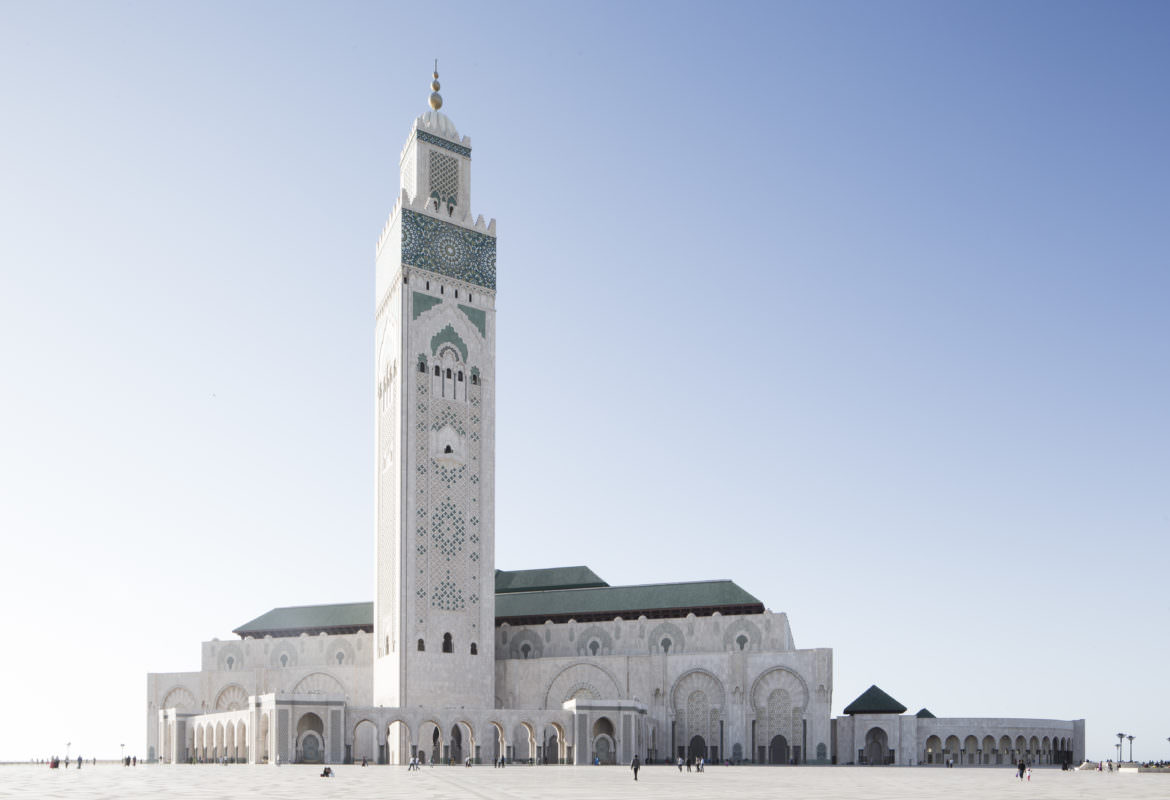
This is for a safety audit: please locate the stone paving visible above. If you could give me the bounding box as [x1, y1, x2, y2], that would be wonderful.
[1, 763, 1165, 800]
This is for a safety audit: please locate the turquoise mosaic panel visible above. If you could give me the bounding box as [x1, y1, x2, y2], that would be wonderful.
[417, 130, 471, 158]
[432, 405, 466, 436]
[401, 209, 496, 290]
[412, 292, 442, 319]
[430, 324, 468, 362]
[457, 304, 486, 338]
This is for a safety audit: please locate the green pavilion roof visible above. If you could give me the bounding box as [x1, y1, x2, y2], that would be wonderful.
[233, 602, 373, 638]
[494, 580, 763, 625]
[843, 685, 908, 715]
[916, 708, 936, 718]
[234, 569, 764, 638]
[494, 566, 608, 593]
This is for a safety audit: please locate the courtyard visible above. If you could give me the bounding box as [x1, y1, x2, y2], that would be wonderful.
[2, 763, 1164, 800]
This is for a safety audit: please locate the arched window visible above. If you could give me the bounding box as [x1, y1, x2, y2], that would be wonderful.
[588, 640, 600, 656]
[226, 656, 234, 670]
[471, 374, 480, 386]
[470, 642, 478, 655]
[442, 633, 453, 653]
[443, 444, 453, 454]
[736, 634, 748, 651]
[418, 361, 426, 373]
[280, 654, 288, 667]
[445, 368, 452, 379]
[457, 371, 463, 382]
[434, 365, 440, 376]
[417, 639, 425, 652]
[661, 638, 671, 654]
[520, 643, 531, 659]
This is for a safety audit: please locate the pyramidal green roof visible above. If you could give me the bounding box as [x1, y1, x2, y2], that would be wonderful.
[916, 708, 936, 718]
[843, 685, 907, 715]
[495, 566, 608, 593]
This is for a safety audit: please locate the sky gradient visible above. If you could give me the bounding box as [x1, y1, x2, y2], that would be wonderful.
[1, 0, 1167, 762]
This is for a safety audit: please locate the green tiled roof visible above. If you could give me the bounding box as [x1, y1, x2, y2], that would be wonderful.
[233, 602, 373, 637]
[234, 571, 763, 638]
[495, 566, 608, 594]
[916, 708, 936, 718]
[843, 685, 907, 715]
[495, 580, 762, 624]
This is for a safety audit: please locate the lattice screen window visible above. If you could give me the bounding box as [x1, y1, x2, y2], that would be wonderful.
[429, 150, 459, 212]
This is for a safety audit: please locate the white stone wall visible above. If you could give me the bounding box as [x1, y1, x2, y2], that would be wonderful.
[834, 713, 1085, 766]
[147, 632, 372, 761]
[495, 611, 832, 764]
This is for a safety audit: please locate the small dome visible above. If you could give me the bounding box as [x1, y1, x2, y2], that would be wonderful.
[419, 110, 459, 141]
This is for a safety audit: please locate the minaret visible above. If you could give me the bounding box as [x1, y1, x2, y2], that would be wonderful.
[373, 66, 497, 711]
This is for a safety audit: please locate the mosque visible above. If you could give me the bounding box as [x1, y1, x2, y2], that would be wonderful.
[145, 71, 1085, 769]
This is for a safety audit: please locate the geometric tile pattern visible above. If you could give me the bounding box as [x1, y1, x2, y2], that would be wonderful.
[428, 150, 459, 209]
[418, 129, 471, 158]
[415, 349, 482, 613]
[402, 209, 496, 290]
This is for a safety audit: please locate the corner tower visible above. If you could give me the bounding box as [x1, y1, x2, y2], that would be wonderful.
[374, 69, 497, 709]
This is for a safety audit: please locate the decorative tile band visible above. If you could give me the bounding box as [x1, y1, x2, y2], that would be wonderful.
[412, 291, 442, 320]
[431, 324, 468, 362]
[417, 130, 471, 159]
[458, 304, 486, 338]
[402, 209, 496, 290]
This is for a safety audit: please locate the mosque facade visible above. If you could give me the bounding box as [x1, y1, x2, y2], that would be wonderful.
[145, 74, 1084, 769]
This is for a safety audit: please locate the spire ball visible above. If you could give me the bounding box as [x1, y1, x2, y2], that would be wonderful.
[428, 63, 443, 110]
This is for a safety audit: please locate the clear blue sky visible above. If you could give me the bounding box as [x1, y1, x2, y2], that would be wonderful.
[1, 0, 1166, 762]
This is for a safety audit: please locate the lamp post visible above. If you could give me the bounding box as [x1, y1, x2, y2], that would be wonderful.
[1127, 735, 1134, 763]
[66, 742, 71, 762]
[1117, 733, 1125, 764]
[121, 743, 125, 763]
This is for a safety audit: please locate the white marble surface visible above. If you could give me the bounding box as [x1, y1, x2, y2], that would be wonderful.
[2, 763, 1162, 800]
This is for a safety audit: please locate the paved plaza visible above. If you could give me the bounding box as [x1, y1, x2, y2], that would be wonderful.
[2, 764, 1165, 800]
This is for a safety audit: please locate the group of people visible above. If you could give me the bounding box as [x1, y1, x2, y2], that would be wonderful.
[676, 755, 705, 772]
[1016, 760, 1032, 781]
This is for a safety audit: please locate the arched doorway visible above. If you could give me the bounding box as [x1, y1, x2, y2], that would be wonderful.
[386, 720, 410, 765]
[924, 734, 942, 764]
[769, 734, 789, 764]
[449, 725, 463, 763]
[259, 713, 270, 763]
[487, 722, 504, 764]
[688, 735, 706, 762]
[592, 717, 615, 765]
[431, 727, 442, 764]
[353, 720, 377, 764]
[543, 724, 562, 764]
[864, 727, 888, 765]
[297, 712, 325, 763]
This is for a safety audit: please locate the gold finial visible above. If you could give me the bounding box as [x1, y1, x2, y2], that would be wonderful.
[429, 59, 442, 110]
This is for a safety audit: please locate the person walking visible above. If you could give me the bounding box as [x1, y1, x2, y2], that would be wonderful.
[632, 754, 641, 781]
[1017, 759, 1026, 780]
[677, 756, 683, 772]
